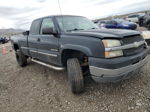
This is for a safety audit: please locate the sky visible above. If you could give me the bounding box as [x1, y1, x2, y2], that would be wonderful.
[0, 0, 150, 29]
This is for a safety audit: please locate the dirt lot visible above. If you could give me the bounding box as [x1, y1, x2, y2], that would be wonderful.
[0, 28, 150, 112]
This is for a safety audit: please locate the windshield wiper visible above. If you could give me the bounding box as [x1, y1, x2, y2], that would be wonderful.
[66, 28, 84, 32]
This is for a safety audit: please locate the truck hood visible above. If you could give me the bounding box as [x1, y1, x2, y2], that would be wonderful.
[64, 29, 140, 39]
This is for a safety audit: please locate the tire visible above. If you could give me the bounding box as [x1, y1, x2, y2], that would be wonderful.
[67, 58, 84, 94]
[15, 50, 27, 67]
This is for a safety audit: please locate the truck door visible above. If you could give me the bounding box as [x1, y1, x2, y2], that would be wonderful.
[37, 17, 59, 65]
[28, 19, 42, 58]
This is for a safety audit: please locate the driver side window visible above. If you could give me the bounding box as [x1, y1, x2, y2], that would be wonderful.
[40, 18, 55, 34]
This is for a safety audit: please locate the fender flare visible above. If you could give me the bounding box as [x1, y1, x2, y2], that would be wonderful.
[60, 44, 93, 57]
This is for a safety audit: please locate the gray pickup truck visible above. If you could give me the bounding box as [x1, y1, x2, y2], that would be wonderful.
[11, 15, 149, 94]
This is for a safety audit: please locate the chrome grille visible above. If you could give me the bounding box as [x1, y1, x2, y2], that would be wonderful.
[121, 35, 145, 56]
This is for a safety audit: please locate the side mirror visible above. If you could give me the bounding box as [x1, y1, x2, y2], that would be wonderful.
[42, 27, 57, 35]
[23, 31, 29, 35]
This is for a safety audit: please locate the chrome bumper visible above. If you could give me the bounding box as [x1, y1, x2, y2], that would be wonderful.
[89, 56, 148, 82]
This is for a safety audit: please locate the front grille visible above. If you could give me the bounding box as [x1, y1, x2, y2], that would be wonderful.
[121, 35, 146, 56]
[121, 35, 144, 45]
[123, 44, 145, 56]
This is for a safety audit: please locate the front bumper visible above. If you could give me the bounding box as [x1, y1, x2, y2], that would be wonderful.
[89, 49, 149, 83]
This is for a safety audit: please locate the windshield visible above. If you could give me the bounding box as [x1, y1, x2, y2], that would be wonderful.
[56, 16, 99, 32]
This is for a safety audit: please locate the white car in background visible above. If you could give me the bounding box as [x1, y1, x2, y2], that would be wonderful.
[126, 13, 145, 23]
[126, 14, 139, 23]
[142, 31, 150, 46]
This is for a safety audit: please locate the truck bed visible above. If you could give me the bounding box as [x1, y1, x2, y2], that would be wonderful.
[11, 34, 30, 56]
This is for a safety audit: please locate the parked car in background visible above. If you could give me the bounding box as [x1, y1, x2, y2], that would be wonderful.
[142, 31, 150, 46]
[138, 14, 146, 26]
[0, 37, 9, 44]
[126, 14, 139, 23]
[138, 14, 150, 30]
[143, 14, 150, 30]
[99, 19, 137, 30]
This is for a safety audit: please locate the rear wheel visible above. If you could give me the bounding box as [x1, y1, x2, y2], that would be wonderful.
[67, 58, 84, 94]
[15, 50, 27, 67]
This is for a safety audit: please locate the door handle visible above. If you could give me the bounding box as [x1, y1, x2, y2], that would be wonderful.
[37, 38, 40, 42]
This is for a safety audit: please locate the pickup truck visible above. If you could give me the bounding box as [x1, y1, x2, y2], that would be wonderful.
[11, 15, 149, 94]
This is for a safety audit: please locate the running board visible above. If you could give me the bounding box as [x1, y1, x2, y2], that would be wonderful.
[31, 59, 65, 71]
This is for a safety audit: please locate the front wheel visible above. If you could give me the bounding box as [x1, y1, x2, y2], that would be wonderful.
[15, 50, 27, 67]
[67, 58, 84, 94]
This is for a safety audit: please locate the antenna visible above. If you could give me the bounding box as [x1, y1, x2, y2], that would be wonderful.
[57, 0, 65, 31]
[58, 0, 62, 15]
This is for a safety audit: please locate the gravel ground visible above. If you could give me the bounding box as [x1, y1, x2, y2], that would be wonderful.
[0, 28, 150, 112]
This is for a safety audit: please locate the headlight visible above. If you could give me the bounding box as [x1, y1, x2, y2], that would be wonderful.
[102, 39, 121, 48]
[102, 39, 123, 58]
[104, 50, 123, 58]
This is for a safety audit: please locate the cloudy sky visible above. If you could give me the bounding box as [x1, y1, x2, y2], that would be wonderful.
[0, 0, 150, 29]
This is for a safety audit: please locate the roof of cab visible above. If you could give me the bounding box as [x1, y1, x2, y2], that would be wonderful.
[34, 15, 84, 21]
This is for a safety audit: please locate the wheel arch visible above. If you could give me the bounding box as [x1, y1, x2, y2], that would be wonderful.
[60, 45, 92, 66]
[13, 43, 19, 51]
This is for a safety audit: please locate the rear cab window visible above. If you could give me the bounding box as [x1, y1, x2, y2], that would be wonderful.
[30, 19, 42, 35]
[40, 18, 55, 34]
